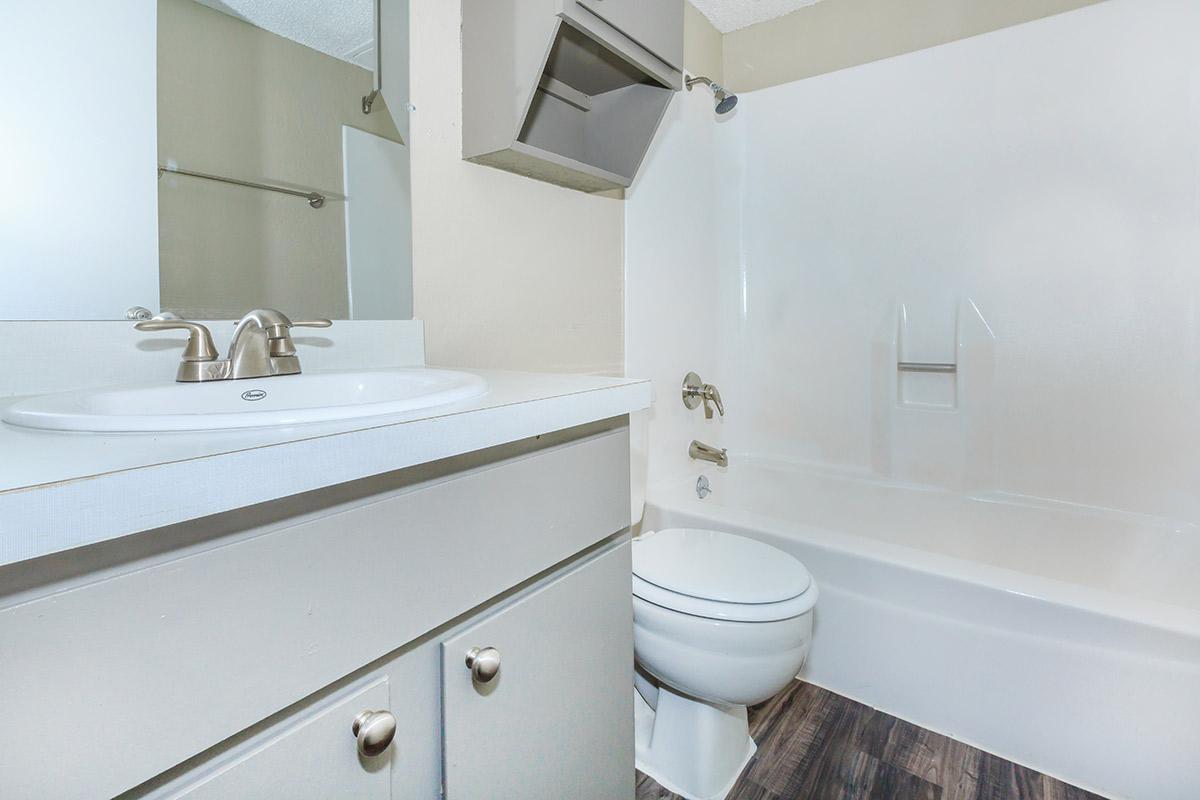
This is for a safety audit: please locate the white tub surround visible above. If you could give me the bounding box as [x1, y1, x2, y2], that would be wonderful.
[645, 461, 1200, 800]
[626, 2, 1200, 798]
[0, 320, 650, 567]
[630, 0, 1200, 522]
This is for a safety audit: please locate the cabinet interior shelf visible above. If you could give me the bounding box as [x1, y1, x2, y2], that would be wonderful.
[463, 0, 682, 193]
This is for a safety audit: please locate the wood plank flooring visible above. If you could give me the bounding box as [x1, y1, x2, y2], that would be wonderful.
[635, 681, 1107, 800]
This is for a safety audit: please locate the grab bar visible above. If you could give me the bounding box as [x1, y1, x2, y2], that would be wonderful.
[898, 362, 957, 373]
[158, 165, 332, 209]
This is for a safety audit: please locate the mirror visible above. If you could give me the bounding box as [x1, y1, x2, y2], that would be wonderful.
[0, 0, 411, 321]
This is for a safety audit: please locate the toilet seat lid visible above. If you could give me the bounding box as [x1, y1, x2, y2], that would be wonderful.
[633, 574, 817, 622]
[632, 528, 812, 604]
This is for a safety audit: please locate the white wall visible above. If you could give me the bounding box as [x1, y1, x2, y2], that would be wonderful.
[344, 126, 414, 319]
[628, 0, 1200, 523]
[0, 1, 159, 320]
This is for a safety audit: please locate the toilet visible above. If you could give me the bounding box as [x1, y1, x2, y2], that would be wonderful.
[631, 527, 818, 800]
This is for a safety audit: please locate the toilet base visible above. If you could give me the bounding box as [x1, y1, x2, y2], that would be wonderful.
[634, 684, 756, 800]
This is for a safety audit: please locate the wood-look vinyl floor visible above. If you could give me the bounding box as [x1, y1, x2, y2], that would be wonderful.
[635, 681, 1107, 800]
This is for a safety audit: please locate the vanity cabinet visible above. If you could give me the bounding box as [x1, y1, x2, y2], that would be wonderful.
[129, 541, 631, 800]
[162, 680, 395, 799]
[0, 419, 634, 800]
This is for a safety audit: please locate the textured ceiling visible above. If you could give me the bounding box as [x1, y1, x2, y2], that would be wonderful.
[192, 1, 825, 64]
[690, 0, 827, 33]
[193, 0, 375, 68]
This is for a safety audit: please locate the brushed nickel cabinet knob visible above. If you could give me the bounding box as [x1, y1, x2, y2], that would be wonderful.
[465, 646, 501, 684]
[352, 709, 397, 757]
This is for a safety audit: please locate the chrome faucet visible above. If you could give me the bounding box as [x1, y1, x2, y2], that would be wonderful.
[682, 372, 725, 419]
[689, 440, 729, 468]
[136, 308, 332, 382]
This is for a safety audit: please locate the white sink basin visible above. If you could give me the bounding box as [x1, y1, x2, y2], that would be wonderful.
[1, 368, 489, 433]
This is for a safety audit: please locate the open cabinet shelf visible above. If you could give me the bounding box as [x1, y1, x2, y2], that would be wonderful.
[463, 0, 682, 193]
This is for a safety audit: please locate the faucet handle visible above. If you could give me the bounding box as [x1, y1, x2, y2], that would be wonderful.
[702, 384, 725, 419]
[135, 320, 218, 362]
[232, 311, 331, 335]
[267, 318, 331, 357]
[683, 372, 726, 419]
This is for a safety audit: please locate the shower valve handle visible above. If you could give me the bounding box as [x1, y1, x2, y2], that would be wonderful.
[701, 383, 724, 418]
[682, 372, 725, 418]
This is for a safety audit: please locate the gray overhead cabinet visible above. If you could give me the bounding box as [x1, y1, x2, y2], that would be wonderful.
[463, 0, 683, 193]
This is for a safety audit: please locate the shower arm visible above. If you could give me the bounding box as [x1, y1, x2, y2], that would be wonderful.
[684, 74, 738, 114]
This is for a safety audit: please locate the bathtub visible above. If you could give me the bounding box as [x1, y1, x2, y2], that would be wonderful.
[642, 458, 1200, 800]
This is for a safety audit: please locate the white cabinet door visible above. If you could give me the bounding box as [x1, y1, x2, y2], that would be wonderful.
[442, 542, 634, 800]
[576, 0, 683, 69]
[167, 680, 393, 800]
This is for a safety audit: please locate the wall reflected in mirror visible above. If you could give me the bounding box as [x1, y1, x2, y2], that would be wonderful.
[0, 0, 412, 321]
[158, 0, 412, 320]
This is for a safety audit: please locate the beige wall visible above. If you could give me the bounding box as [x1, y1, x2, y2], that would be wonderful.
[683, 2, 724, 82]
[407, 0, 624, 374]
[158, 0, 401, 319]
[723, 0, 1106, 91]
[406, 1, 726, 374]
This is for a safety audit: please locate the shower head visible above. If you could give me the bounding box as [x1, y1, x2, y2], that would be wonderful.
[685, 75, 738, 115]
[713, 88, 738, 115]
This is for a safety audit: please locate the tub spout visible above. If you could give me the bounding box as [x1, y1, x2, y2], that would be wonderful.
[689, 440, 729, 468]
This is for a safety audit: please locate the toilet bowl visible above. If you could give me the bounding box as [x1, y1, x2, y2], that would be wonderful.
[632, 527, 818, 800]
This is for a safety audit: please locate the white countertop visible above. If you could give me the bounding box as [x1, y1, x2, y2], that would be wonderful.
[0, 369, 650, 567]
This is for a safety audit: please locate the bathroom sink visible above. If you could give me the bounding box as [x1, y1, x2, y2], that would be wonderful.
[1, 368, 489, 433]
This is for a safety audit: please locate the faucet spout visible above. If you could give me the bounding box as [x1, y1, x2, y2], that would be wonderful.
[225, 309, 333, 380]
[230, 309, 292, 352]
[689, 439, 729, 468]
[227, 309, 299, 379]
